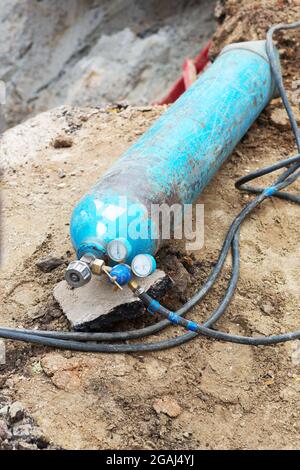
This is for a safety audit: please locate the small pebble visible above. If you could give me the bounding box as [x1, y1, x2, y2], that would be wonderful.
[58, 168, 66, 178]
[153, 396, 182, 418]
[36, 256, 65, 273]
[0, 419, 10, 441]
[52, 135, 73, 148]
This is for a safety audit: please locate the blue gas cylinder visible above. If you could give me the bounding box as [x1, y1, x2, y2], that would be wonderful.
[70, 41, 277, 264]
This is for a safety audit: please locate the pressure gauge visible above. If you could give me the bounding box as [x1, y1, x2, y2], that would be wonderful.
[131, 254, 157, 278]
[107, 238, 131, 262]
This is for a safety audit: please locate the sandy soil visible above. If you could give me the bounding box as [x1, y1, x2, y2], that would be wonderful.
[1, 0, 300, 450]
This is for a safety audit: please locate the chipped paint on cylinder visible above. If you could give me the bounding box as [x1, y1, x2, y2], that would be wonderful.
[70, 40, 277, 262]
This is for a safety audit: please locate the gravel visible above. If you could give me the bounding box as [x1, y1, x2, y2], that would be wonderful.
[0, 398, 57, 450]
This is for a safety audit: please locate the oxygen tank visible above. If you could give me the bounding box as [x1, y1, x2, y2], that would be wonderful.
[65, 40, 277, 288]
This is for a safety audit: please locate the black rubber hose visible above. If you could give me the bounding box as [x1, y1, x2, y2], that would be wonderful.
[267, 20, 300, 152]
[136, 19, 300, 346]
[235, 153, 300, 203]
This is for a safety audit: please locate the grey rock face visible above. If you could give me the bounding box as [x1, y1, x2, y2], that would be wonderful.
[0, 0, 215, 127]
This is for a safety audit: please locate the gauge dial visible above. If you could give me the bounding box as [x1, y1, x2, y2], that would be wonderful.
[107, 239, 129, 262]
[131, 254, 156, 278]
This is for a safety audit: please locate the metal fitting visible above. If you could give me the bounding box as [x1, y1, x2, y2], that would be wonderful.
[135, 287, 145, 296]
[128, 280, 144, 296]
[90, 259, 105, 275]
[65, 259, 92, 288]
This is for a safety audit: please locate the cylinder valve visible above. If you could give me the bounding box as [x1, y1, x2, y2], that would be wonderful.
[65, 259, 92, 288]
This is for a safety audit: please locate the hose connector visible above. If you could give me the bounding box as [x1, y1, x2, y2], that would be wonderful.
[65, 254, 95, 288]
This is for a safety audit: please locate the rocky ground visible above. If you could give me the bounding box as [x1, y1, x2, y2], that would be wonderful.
[0, 397, 57, 450]
[1, 0, 300, 451]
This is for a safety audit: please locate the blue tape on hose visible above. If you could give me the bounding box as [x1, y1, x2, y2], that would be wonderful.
[147, 300, 161, 315]
[168, 312, 181, 325]
[168, 314, 198, 332]
[187, 320, 198, 332]
[263, 186, 277, 197]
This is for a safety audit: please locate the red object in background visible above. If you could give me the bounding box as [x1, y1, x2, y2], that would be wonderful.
[157, 41, 212, 105]
[182, 58, 197, 89]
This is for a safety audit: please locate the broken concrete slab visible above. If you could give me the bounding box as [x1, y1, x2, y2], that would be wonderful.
[54, 270, 172, 331]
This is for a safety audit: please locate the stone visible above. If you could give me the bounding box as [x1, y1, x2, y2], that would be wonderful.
[270, 107, 300, 130]
[270, 108, 289, 129]
[0, 340, 5, 365]
[36, 256, 65, 273]
[58, 168, 66, 178]
[41, 353, 81, 377]
[54, 269, 172, 330]
[41, 353, 82, 391]
[289, 342, 300, 366]
[153, 396, 182, 418]
[8, 402, 24, 423]
[0, 419, 10, 441]
[17, 441, 38, 450]
[12, 423, 33, 439]
[51, 370, 81, 392]
[52, 135, 73, 149]
[260, 301, 274, 315]
[0, 405, 8, 417]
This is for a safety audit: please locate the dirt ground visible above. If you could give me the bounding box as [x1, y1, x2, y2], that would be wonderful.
[1, 0, 300, 450]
